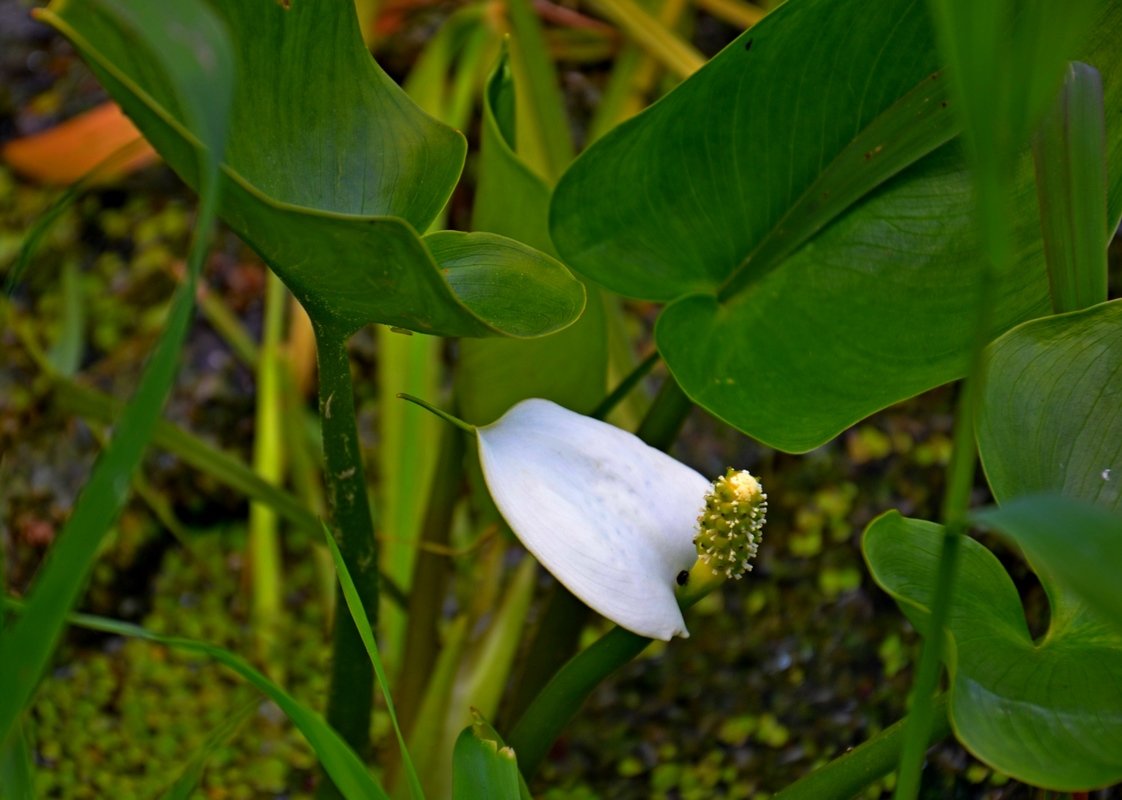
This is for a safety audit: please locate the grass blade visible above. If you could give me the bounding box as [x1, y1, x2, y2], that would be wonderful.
[1032, 62, 1109, 313]
[321, 523, 425, 800]
[2, 597, 390, 800]
[0, 0, 233, 747]
[0, 723, 35, 800]
[506, 0, 575, 182]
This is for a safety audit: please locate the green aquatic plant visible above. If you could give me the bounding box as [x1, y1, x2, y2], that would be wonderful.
[3, 0, 1121, 797]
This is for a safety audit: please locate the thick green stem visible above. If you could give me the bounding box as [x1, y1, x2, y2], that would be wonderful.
[589, 350, 659, 421]
[773, 696, 951, 800]
[635, 374, 693, 451]
[500, 583, 589, 730]
[508, 625, 650, 777]
[315, 327, 378, 797]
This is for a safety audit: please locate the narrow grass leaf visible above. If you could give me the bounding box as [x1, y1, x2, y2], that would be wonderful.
[506, 0, 575, 182]
[2, 598, 391, 800]
[0, 723, 35, 800]
[321, 523, 425, 800]
[1032, 62, 1109, 313]
[45, 260, 85, 376]
[0, 0, 233, 747]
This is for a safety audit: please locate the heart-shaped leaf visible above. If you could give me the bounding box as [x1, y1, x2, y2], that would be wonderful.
[43, 0, 585, 338]
[551, 0, 1122, 452]
[864, 300, 1122, 789]
[864, 512, 1122, 791]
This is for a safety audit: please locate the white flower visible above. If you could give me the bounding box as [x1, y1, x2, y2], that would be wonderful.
[476, 399, 709, 640]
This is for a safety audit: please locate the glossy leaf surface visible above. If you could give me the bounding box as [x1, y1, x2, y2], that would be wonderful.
[44, 0, 584, 338]
[864, 512, 1122, 790]
[457, 54, 606, 424]
[552, 0, 1122, 451]
[975, 495, 1122, 635]
[865, 302, 1122, 788]
[978, 300, 1122, 510]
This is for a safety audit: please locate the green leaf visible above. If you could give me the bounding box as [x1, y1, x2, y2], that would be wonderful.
[506, 0, 575, 182]
[863, 512, 1122, 791]
[457, 54, 607, 424]
[321, 523, 425, 800]
[45, 260, 84, 376]
[551, 0, 1122, 452]
[452, 710, 531, 800]
[44, 0, 584, 339]
[0, 723, 35, 800]
[0, 0, 232, 748]
[2, 599, 392, 800]
[974, 495, 1122, 636]
[977, 299, 1122, 511]
[973, 297, 1122, 640]
[931, 0, 1101, 180]
[425, 231, 585, 340]
[1032, 62, 1109, 313]
[868, 300, 1122, 789]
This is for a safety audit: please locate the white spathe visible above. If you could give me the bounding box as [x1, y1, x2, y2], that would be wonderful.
[476, 398, 709, 641]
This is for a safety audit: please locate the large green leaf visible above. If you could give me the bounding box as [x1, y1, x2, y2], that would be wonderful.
[863, 512, 1122, 790]
[975, 298, 1122, 659]
[863, 302, 1122, 789]
[457, 53, 606, 424]
[43, 0, 584, 339]
[551, 0, 1122, 452]
[978, 300, 1122, 510]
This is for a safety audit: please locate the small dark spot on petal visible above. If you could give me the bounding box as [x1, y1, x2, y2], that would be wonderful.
[676, 570, 690, 586]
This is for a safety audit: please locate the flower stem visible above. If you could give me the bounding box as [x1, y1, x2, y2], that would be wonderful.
[397, 392, 475, 433]
[589, 350, 660, 421]
[773, 695, 951, 800]
[315, 326, 379, 798]
[635, 373, 693, 450]
[508, 625, 651, 777]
